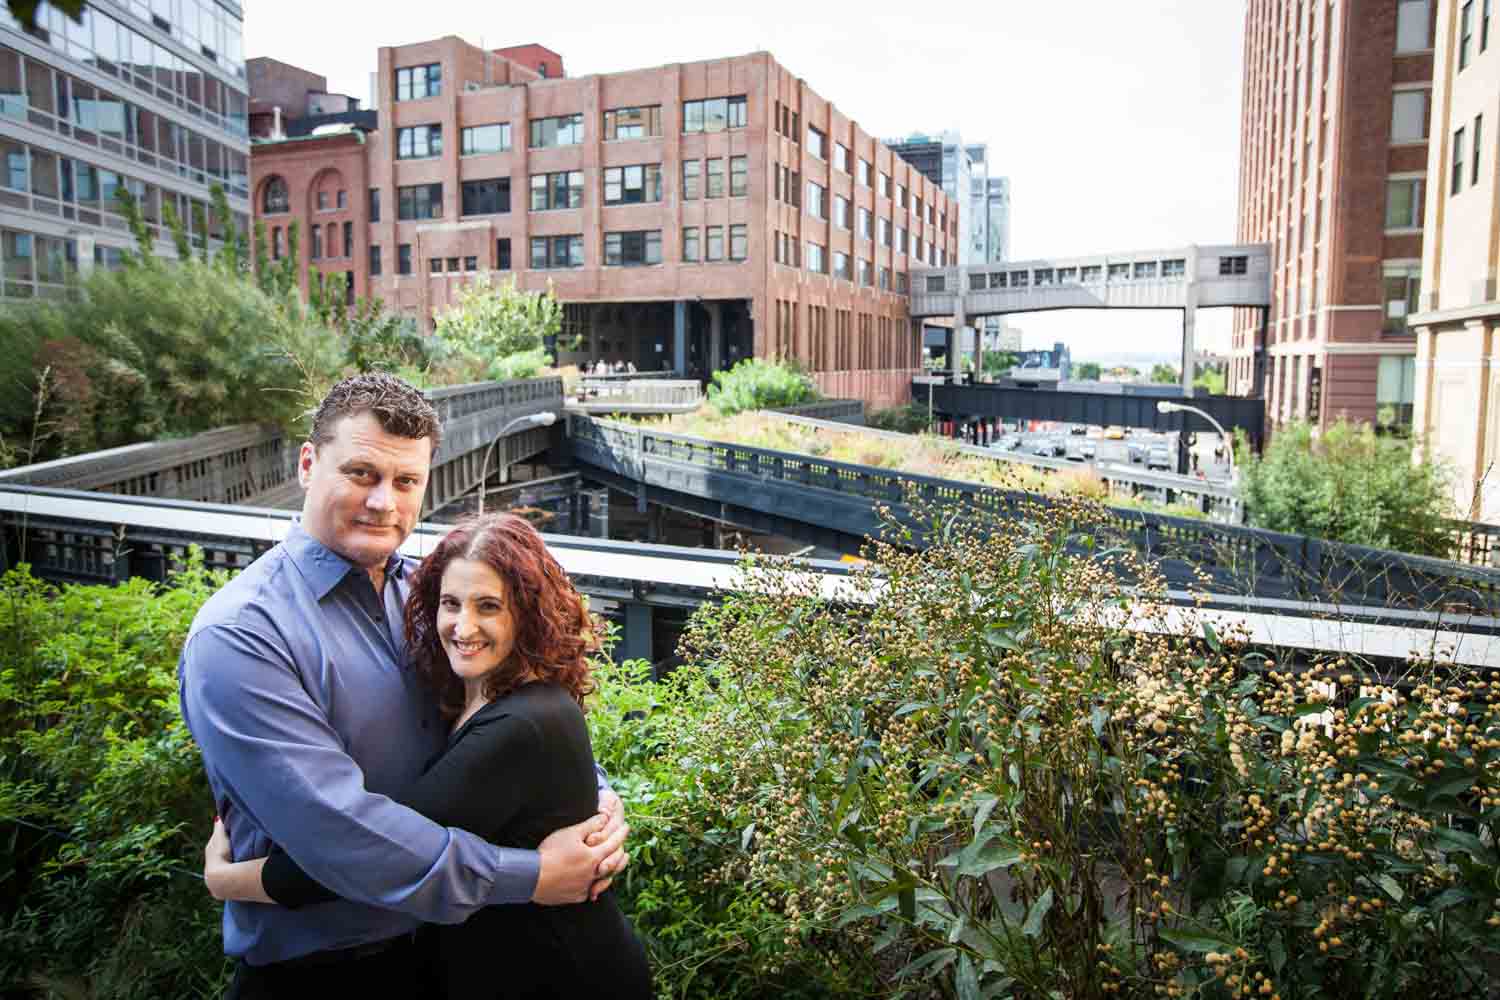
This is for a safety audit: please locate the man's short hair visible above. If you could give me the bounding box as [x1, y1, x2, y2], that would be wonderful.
[309, 373, 442, 451]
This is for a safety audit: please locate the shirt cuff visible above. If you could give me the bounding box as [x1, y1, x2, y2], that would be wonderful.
[486, 847, 541, 905]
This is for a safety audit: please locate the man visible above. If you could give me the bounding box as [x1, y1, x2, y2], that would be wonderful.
[180, 373, 627, 997]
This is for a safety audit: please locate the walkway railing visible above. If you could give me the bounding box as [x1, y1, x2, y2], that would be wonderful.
[771, 399, 866, 424]
[568, 416, 1500, 616]
[570, 379, 703, 414]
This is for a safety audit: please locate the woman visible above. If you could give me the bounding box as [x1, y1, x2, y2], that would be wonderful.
[204, 513, 651, 998]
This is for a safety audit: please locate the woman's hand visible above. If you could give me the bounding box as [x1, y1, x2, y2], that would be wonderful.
[202, 817, 274, 904]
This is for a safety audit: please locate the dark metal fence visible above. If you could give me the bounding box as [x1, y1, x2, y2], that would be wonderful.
[570, 416, 1500, 617]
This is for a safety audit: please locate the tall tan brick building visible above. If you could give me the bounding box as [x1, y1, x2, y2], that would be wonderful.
[251, 39, 959, 408]
[1410, 0, 1500, 520]
[1231, 0, 1436, 431]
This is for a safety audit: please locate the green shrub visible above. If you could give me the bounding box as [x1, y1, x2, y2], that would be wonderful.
[665, 492, 1500, 998]
[1240, 419, 1457, 556]
[705, 359, 818, 416]
[868, 403, 933, 435]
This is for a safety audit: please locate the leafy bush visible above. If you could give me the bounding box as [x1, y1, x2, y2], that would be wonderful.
[868, 403, 933, 435]
[487, 346, 554, 382]
[705, 359, 818, 416]
[1241, 419, 1457, 557]
[0, 555, 232, 998]
[664, 492, 1500, 998]
[433, 275, 560, 364]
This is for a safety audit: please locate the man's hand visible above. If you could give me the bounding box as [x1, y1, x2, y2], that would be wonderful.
[532, 811, 629, 905]
[585, 788, 629, 901]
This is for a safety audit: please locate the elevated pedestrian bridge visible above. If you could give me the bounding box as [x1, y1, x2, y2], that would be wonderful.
[3, 486, 1497, 668]
[909, 243, 1272, 392]
[0, 377, 565, 515]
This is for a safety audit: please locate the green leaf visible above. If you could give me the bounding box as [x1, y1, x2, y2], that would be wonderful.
[897, 947, 957, 979]
[899, 885, 916, 922]
[740, 822, 755, 850]
[957, 844, 1024, 879]
[1021, 887, 1053, 937]
[1430, 774, 1477, 800]
[972, 793, 1000, 840]
[1431, 886, 1479, 911]
[1158, 928, 1237, 953]
[1202, 621, 1221, 651]
[1435, 826, 1490, 860]
[956, 952, 980, 1000]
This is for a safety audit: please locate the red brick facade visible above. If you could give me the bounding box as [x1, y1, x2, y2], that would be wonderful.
[1232, 0, 1432, 429]
[250, 38, 957, 410]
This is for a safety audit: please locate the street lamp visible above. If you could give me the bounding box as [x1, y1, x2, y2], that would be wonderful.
[1157, 400, 1234, 480]
[476, 411, 558, 515]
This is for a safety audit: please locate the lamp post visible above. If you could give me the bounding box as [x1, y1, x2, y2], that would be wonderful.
[476, 411, 557, 515]
[1155, 400, 1233, 479]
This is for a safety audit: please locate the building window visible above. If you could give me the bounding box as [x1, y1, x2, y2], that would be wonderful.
[1057, 266, 1079, 283]
[310, 226, 322, 260]
[398, 243, 412, 275]
[1133, 261, 1157, 279]
[879, 218, 891, 247]
[604, 229, 662, 266]
[833, 251, 851, 281]
[833, 195, 850, 229]
[1453, 126, 1466, 194]
[1161, 259, 1185, 278]
[1461, 1, 1475, 68]
[1391, 90, 1430, 143]
[271, 226, 283, 260]
[396, 124, 441, 159]
[337, 190, 347, 210]
[464, 256, 477, 272]
[857, 258, 871, 286]
[395, 63, 441, 101]
[429, 258, 442, 275]
[529, 234, 584, 269]
[730, 224, 747, 261]
[895, 183, 906, 209]
[806, 181, 827, 220]
[1386, 177, 1424, 228]
[683, 227, 700, 262]
[603, 105, 661, 140]
[1377, 355, 1417, 428]
[262, 175, 288, 214]
[603, 165, 663, 205]
[529, 114, 584, 148]
[317, 191, 330, 211]
[1474, 114, 1484, 185]
[529, 171, 584, 211]
[462, 178, 511, 216]
[1383, 267, 1421, 332]
[397, 183, 442, 220]
[682, 160, 701, 200]
[896, 226, 908, 254]
[681, 95, 748, 133]
[878, 266, 890, 290]
[1396, 0, 1433, 51]
[461, 123, 511, 155]
[878, 172, 891, 198]
[833, 143, 850, 173]
[705, 158, 725, 198]
[369, 188, 380, 222]
[497, 238, 511, 270]
[369, 244, 381, 275]
[858, 208, 872, 239]
[858, 159, 872, 187]
[1218, 255, 1248, 276]
[730, 156, 748, 197]
[806, 125, 825, 160]
[805, 241, 825, 273]
[705, 225, 724, 262]
[342, 221, 353, 256]
[1107, 263, 1130, 281]
[1081, 265, 1103, 282]
[1035, 268, 1055, 286]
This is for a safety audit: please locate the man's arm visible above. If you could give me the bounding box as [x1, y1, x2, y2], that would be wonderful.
[182, 623, 618, 916]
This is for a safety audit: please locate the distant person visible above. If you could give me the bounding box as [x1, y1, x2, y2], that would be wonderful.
[626, 361, 637, 374]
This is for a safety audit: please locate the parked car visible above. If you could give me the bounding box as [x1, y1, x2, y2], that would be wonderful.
[1147, 444, 1173, 471]
[1065, 442, 1086, 462]
[1103, 426, 1126, 440]
[1032, 437, 1065, 457]
[998, 434, 1023, 451]
[1068, 423, 1088, 435]
[1081, 441, 1097, 460]
[1127, 441, 1147, 464]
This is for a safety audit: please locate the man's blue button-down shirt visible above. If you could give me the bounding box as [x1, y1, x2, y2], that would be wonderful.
[179, 523, 541, 965]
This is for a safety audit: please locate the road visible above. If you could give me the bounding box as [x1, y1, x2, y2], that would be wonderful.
[985, 424, 1235, 483]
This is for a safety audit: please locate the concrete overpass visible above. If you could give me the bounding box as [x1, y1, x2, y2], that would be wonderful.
[910, 243, 1272, 394]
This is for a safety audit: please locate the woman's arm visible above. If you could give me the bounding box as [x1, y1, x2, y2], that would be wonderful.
[203, 818, 274, 904]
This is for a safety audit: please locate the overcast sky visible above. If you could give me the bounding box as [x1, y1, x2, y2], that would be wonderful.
[244, 0, 1246, 359]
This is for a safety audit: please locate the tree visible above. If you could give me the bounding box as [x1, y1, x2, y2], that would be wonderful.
[1239, 418, 1457, 556]
[980, 350, 1017, 376]
[705, 359, 817, 415]
[7, 0, 83, 30]
[1193, 367, 1227, 395]
[1074, 361, 1102, 381]
[432, 275, 562, 378]
[1150, 362, 1179, 384]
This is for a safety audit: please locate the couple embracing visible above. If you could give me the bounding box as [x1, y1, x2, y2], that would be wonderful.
[179, 373, 652, 998]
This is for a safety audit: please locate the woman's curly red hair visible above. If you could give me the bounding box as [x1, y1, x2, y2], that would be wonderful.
[404, 513, 600, 718]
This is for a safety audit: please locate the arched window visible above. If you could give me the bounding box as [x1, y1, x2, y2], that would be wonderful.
[262, 176, 289, 214]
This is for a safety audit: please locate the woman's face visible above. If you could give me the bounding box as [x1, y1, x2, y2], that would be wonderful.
[436, 558, 516, 685]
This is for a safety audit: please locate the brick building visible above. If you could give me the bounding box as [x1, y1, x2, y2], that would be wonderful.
[247, 56, 367, 139]
[250, 37, 959, 407]
[1410, 0, 1500, 519]
[1231, 0, 1436, 431]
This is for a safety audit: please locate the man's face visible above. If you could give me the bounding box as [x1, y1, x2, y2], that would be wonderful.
[298, 411, 432, 571]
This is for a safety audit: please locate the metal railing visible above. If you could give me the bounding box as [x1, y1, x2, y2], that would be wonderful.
[771, 399, 866, 424]
[570, 379, 703, 413]
[569, 416, 1500, 616]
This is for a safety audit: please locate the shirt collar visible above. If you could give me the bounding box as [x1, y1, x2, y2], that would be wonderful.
[285, 522, 407, 600]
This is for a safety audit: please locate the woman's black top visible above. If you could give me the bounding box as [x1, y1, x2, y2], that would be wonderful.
[261, 682, 651, 999]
